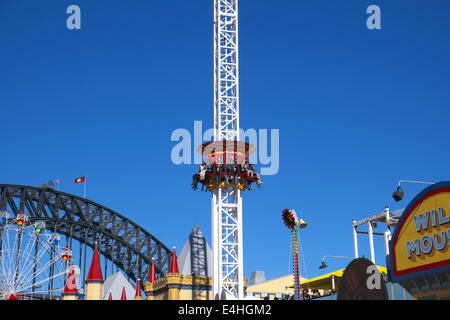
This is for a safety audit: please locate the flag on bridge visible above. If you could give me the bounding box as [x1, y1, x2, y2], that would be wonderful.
[48, 179, 59, 186]
[40, 179, 59, 189]
[74, 176, 86, 184]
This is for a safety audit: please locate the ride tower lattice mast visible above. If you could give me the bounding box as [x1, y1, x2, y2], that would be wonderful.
[213, 0, 242, 299]
[282, 209, 307, 300]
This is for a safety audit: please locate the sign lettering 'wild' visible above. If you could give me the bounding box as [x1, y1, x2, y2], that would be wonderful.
[390, 182, 450, 282]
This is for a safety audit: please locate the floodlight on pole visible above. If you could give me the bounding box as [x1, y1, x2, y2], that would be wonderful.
[319, 255, 353, 269]
[392, 180, 435, 202]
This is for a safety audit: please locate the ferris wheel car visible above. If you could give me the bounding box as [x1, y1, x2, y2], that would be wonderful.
[49, 233, 61, 246]
[16, 212, 29, 226]
[34, 221, 46, 234]
[0, 211, 10, 223]
[61, 248, 73, 261]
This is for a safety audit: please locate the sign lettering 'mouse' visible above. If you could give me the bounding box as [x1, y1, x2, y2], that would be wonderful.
[390, 182, 450, 282]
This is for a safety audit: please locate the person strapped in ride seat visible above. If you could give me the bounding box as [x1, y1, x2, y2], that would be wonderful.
[192, 173, 201, 190]
[199, 162, 208, 181]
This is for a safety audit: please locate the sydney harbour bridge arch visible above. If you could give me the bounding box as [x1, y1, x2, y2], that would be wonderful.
[0, 184, 172, 286]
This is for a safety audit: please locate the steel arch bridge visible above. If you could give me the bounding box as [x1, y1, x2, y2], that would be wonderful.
[0, 184, 172, 283]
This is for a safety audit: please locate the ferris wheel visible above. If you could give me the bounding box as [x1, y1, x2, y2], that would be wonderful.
[0, 211, 70, 300]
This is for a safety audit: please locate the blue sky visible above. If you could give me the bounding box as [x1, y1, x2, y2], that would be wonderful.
[1, 0, 450, 281]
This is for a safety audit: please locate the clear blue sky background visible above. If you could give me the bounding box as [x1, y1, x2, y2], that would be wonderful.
[1, 0, 449, 281]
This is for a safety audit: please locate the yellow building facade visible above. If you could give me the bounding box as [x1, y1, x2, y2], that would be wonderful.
[145, 274, 213, 300]
[246, 274, 309, 300]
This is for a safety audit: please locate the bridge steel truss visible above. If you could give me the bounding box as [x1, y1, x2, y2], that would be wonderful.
[0, 184, 172, 284]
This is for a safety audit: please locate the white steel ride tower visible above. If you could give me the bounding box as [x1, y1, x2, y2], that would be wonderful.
[191, 0, 261, 300]
[212, 0, 242, 299]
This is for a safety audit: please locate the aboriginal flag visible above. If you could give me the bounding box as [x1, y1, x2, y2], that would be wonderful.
[74, 176, 86, 184]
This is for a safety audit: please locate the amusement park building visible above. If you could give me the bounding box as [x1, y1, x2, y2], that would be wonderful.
[61, 225, 216, 300]
[4, 182, 450, 300]
[103, 272, 137, 300]
[145, 225, 214, 300]
[60, 224, 254, 300]
[246, 274, 308, 300]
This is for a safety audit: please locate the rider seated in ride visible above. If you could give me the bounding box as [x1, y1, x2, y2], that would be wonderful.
[192, 173, 201, 190]
[199, 162, 208, 181]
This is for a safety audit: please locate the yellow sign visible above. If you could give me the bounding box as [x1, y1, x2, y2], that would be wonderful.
[391, 182, 450, 282]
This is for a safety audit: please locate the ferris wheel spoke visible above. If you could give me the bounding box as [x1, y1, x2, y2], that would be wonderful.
[17, 269, 67, 294]
[0, 248, 10, 287]
[23, 286, 66, 297]
[14, 240, 55, 288]
[9, 235, 39, 290]
[0, 220, 67, 299]
[13, 233, 40, 287]
[0, 237, 11, 291]
[17, 231, 39, 270]
[13, 228, 25, 284]
[2, 252, 16, 290]
[14, 248, 64, 293]
[2, 230, 17, 291]
[19, 255, 65, 290]
[3, 228, 12, 261]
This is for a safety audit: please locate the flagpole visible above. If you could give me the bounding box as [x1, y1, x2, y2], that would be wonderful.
[84, 177, 87, 199]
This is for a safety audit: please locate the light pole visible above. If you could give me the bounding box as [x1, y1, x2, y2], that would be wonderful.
[392, 180, 435, 201]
